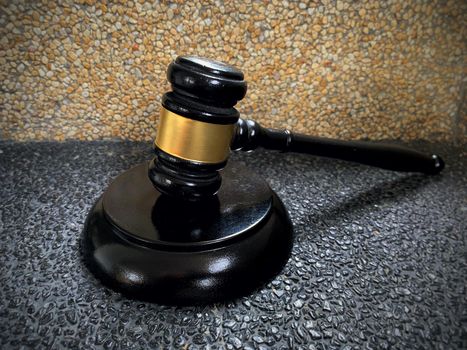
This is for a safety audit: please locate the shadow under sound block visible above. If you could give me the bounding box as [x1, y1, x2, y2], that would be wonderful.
[82, 161, 293, 304]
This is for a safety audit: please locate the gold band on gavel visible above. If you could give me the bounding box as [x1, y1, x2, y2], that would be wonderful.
[155, 107, 235, 164]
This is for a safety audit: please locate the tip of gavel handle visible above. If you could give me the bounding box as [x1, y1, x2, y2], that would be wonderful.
[427, 154, 445, 174]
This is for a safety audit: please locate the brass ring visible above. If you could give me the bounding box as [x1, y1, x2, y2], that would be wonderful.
[155, 107, 235, 164]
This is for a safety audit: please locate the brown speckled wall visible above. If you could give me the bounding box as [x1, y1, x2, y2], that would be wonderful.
[0, 0, 465, 141]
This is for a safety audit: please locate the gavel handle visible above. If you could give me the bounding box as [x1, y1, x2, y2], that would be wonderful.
[232, 119, 445, 175]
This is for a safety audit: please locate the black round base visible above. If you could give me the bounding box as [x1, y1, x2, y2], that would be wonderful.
[81, 161, 293, 305]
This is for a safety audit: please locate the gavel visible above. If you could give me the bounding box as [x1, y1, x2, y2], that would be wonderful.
[82, 56, 445, 304]
[148, 56, 444, 201]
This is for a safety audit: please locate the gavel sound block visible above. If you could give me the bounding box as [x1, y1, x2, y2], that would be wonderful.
[82, 56, 444, 305]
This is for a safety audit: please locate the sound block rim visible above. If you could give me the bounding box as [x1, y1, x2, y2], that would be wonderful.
[81, 161, 294, 305]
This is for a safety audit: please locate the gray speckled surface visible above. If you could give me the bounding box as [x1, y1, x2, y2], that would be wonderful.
[0, 141, 466, 350]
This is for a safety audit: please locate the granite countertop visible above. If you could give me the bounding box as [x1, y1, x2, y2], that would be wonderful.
[0, 141, 465, 349]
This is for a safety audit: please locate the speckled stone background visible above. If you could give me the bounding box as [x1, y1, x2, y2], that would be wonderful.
[0, 0, 466, 142]
[0, 140, 466, 349]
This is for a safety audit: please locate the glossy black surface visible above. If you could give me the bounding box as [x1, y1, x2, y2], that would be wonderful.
[162, 91, 240, 125]
[148, 147, 225, 201]
[233, 118, 445, 174]
[82, 161, 293, 304]
[163, 56, 247, 124]
[167, 56, 247, 110]
[178, 56, 244, 80]
[106, 162, 272, 247]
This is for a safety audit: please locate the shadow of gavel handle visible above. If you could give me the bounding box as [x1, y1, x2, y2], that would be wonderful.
[232, 119, 445, 175]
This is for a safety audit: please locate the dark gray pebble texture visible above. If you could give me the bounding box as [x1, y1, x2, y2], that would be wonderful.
[0, 141, 466, 350]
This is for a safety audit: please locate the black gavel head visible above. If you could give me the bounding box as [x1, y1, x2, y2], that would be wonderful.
[148, 56, 248, 201]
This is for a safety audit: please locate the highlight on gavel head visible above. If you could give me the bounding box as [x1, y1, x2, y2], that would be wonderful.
[148, 56, 248, 200]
